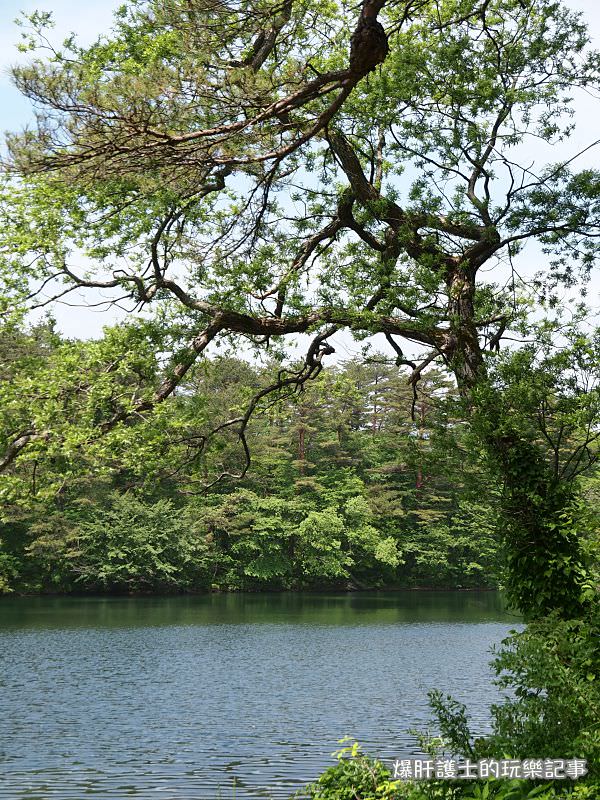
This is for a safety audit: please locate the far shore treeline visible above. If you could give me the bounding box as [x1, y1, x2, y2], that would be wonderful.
[0, 321, 506, 595]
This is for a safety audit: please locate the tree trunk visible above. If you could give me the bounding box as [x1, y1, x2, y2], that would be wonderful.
[442, 264, 588, 619]
[445, 265, 485, 395]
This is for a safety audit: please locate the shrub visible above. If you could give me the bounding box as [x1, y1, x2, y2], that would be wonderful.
[27, 492, 212, 591]
[299, 740, 403, 800]
[299, 742, 563, 800]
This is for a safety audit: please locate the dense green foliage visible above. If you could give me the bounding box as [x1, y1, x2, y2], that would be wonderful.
[469, 336, 600, 619]
[0, 321, 503, 593]
[405, 598, 600, 800]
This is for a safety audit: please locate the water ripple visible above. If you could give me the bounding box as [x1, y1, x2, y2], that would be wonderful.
[0, 592, 520, 799]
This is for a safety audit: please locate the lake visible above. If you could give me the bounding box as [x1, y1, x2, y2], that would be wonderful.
[0, 591, 520, 799]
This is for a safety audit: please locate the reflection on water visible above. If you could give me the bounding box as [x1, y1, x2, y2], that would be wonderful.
[0, 591, 520, 799]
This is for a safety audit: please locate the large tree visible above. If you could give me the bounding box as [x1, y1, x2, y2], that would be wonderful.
[1, 0, 600, 614]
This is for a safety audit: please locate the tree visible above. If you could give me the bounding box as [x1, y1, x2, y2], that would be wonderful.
[2, 0, 600, 614]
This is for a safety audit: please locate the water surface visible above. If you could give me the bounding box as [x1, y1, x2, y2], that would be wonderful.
[0, 591, 520, 799]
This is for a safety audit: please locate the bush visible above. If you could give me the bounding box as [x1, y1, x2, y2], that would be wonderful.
[299, 740, 403, 800]
[298, 742, 565, 800]
[26, 492, 213, 591]
[0, 545, 20, 592]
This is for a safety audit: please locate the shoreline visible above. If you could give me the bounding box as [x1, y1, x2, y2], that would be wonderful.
[1, 584, 501, 598]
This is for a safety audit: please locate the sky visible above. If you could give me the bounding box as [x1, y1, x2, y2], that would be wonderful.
[0, 0, 122, 132]
[1, 0, 125, 339]
[1, 0, 599, 352]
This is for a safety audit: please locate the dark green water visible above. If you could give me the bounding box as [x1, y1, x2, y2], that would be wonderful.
[0, 591, 519, 799]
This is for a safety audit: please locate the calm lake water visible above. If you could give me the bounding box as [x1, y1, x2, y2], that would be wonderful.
[0, 591, 520, 799]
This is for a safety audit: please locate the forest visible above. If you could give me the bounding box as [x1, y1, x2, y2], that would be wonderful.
[1, 0, 600, 797]
[1, 321, 505, 594]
